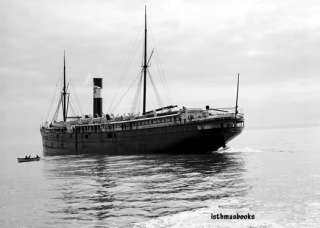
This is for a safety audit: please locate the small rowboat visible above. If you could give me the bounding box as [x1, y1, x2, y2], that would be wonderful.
[17, 157, 40, 163]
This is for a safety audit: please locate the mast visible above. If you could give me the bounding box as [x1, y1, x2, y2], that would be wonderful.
[142, 6, 147, 115]
[235, 73, 239, 116]
[62, 51, 67, 122]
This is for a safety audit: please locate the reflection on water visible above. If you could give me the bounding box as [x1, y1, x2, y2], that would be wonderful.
[43, 153, 248, 227]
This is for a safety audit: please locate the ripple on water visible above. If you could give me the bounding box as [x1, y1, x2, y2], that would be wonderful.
[42, 153, 247, 226]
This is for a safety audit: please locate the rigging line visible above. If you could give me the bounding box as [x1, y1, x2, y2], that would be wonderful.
[68, 101, 77, 117]
[66, 94, 70, 118]
[147, 48, 155, 66]
[137, 71, 143, 113]
[154, 48, 173, 104]
[156, 52, 172, 100]
[145, 29, 171, 105]
[153, 59, 165, 94]
[52, 95, 62, 122]
[150, 49, 168, 102]
[147, 69, 164, 107]
[44, 77, 61, 122]
[131, 71, 143, 113]
[69, 79, 83, 115]
[107, 30, 144, 111]
[110, 71, 142, 113]
[65, 83, 70, 118]
[69, 94, 81, 116]
[136, 81, 142, 114]
[108, 48, 142, 112]
[136, 82, 142, 115]
[130, 83, 138, 113]
[155, 49, 171, 87]
[152, 60, 169, 105]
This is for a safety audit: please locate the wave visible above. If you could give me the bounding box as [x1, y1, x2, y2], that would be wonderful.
[216, 146, 263, 154]
[134, 198, 285, 228]
[133, 209, 284, 228]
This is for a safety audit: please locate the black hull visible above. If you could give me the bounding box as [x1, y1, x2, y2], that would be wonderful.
[41, 121, 243, 156]
[17, 157, 40, 163]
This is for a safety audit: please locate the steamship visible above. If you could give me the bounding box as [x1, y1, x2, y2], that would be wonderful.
[40, 8, 244, 155]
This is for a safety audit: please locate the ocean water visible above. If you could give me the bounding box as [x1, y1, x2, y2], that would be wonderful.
[0, 126, 319, 228]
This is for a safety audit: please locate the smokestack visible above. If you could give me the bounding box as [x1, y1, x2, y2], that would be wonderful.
[93, 78, 103, 117]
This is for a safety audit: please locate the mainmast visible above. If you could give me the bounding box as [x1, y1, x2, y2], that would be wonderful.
[235, 73, 239, 116]
[62, 51, 67, 122]
[142, 6, 147, 115]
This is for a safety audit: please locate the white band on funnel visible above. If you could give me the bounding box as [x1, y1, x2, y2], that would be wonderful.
[93, 86, 102, 98]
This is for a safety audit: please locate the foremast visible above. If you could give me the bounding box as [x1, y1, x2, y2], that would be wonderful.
[142, 6, 148, 115]
[52, 51, 69, 123]
[62, 51, 67, 122]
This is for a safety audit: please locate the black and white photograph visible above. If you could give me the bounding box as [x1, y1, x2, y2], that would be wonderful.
[1, 0, 319, 227]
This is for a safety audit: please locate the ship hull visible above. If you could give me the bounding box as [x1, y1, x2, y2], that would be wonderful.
[41, 121, 243, 155]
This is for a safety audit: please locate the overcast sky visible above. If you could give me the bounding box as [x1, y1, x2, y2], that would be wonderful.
[1, 0, 320, 144]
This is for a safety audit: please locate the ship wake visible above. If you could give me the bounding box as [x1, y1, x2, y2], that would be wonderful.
[133, 198, 285, 228]
[216, 146, 263, 154]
